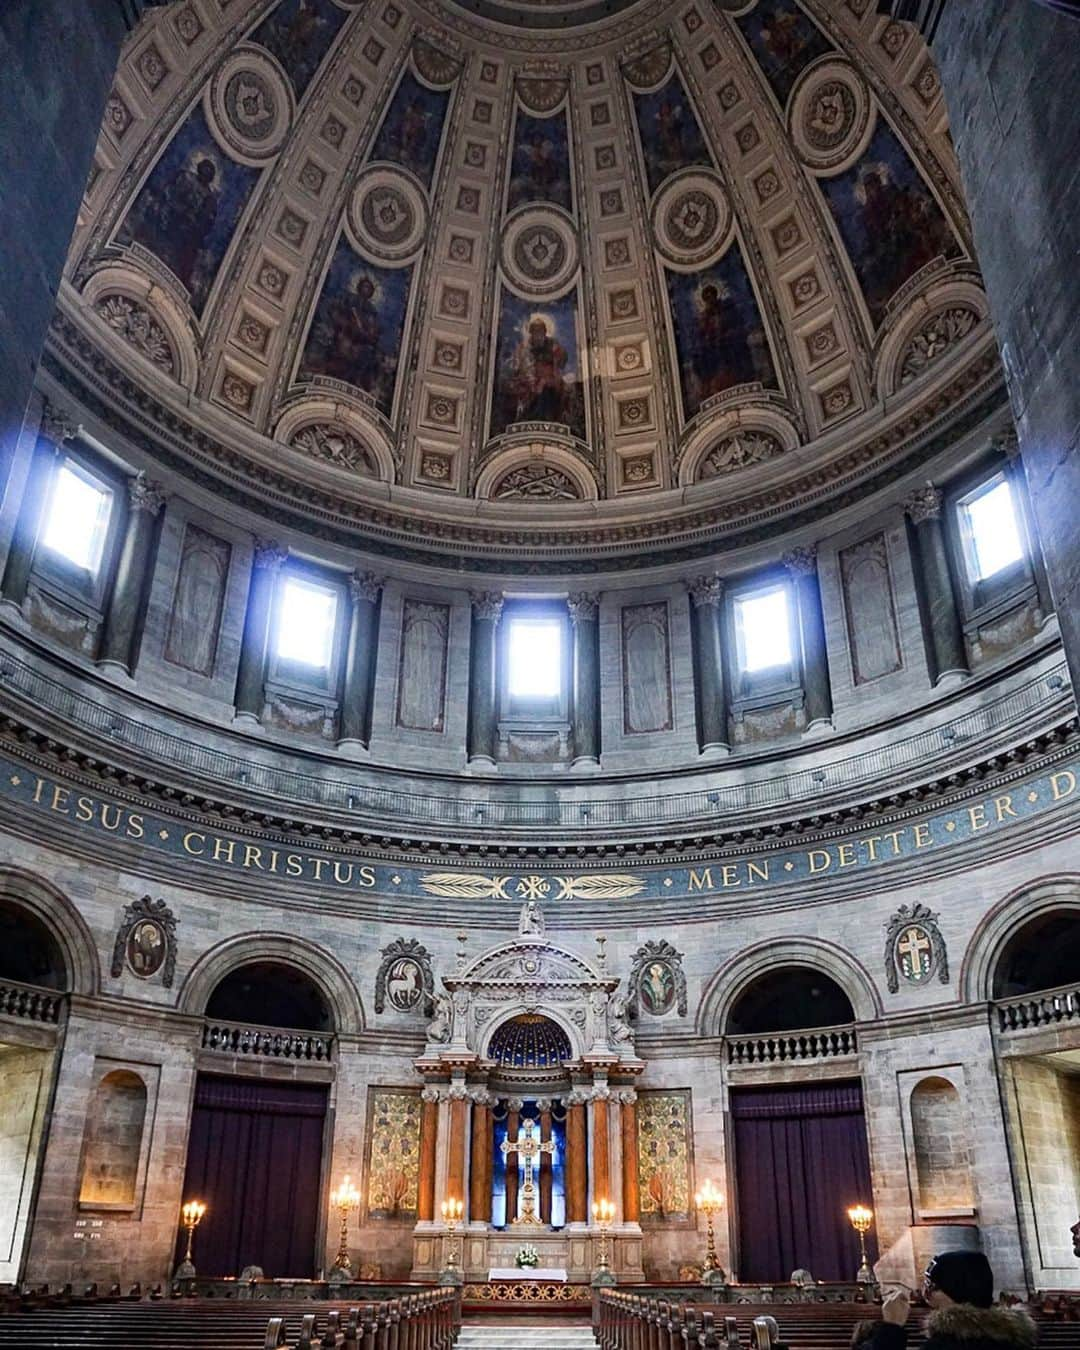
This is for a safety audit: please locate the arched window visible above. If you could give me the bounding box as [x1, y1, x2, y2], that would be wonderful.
[727, 966, 855, 1034]
[992, 908, 1080, 998]
[78, 1070, 147, 1209]
[0, 898, 67, 989]
[205, 961, 333, 1032]
[910, 1076, 974, 1213]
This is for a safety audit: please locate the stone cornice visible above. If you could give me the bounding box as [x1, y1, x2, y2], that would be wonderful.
[44, 313, 1007, 575]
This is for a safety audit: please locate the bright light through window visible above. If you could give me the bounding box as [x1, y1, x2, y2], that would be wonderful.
[39, 461, 112, 574]
[737, 588, 792, 674]
[276, 577, 337, 669]
[962, 478, 1024, 581]
[508, 618, 562, 699]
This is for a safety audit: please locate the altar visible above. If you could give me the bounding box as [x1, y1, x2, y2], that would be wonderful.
[488, 1267, 567, 1281]
[409, 906, 646, 1285]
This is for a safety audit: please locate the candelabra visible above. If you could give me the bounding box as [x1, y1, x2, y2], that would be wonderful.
[694, 1179, 724, 1277]
[847, 1205, 874, 1285]
[441, 1197, 464, 1273]
[328, 1175, 360, 1281]
[592, 1198, 615, 1273]
[174, 1200, 206, 1281]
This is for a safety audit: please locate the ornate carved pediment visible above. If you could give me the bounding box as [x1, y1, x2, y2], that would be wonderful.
[420, 916, 639, 1068]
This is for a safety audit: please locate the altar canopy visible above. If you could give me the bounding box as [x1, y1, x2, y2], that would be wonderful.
[731, 1081, 877, 1282]
[178, 1075, 327, 1278]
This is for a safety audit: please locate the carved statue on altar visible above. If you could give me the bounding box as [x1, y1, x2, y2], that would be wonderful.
[427, 992, 452, 1044]
[608, 993, 633, 1045]
[518, 898, 545, 936]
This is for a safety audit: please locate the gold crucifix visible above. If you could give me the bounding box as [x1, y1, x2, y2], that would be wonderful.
[501, 1117, 556, 1225]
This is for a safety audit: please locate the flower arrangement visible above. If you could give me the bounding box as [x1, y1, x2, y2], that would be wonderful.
[515, 1244, 540, 1269]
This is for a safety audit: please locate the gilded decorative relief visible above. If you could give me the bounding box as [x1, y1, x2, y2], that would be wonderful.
[636, 1089, 693, 1226]
[365, 1087, 422, 1221]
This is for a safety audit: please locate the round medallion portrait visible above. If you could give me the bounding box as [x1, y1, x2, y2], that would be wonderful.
[385, 956, 424, 1010]
[639, 959, 677, 1015]
[126, 918, 167, 979]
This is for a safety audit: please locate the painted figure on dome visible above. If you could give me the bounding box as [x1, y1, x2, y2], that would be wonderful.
[736, 0, 833, 105]
[507, 110, 572, 213]
[667, 245, 776, 419]
[490, 289, 586, 440]
[118, 107, 257, 315]
[821, 121, 960, 325]
[632, 74, 712, 194]
[369, 70, 452, 190]
[249, 0, 348, 99]
[301, 239, 413, 415]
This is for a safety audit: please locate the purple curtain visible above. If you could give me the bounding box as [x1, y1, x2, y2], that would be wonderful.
[731, 1081, 878, 1283]
[178, 1075, 328, 1278]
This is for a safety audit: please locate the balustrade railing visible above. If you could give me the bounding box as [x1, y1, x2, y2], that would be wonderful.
[996, 983, 1080, 1033]
[0, 977, 63, 1025]
[726, 1024, 858, 1065]
[202, 1020, 334, 1061]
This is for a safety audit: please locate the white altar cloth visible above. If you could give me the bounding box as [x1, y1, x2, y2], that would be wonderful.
[488, 1267, 567, 1282]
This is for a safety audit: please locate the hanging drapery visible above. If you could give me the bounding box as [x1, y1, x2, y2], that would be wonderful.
[178, 1075, 328, 1278]
[731, 1081, 877, 1283]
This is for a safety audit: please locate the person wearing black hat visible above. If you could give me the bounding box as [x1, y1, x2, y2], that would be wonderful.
[867, 1251, 1036, 1350]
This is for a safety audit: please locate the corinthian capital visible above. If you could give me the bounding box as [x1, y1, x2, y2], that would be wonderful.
[904, 483, 943, 525]
[567, 592, 600, 624]
[350, 571, 383, 604]
[252, 538, 288, 570]
[39, 402, 80, 447]
[470, 591, 504, 622]
[688, 574, 725, 608]
[128, 471, 166, 515]
[782, 545, 818, 578]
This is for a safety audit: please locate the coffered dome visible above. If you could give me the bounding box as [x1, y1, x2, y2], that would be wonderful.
[54, 0, 998, 570]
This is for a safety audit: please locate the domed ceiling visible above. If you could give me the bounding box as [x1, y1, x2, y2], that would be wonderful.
[51, 0, 1001, 568]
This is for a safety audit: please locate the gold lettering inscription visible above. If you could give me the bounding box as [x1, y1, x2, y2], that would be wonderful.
[836, 843, 857, 868]
[808, 849, 831, 874]
[357, 865, 376, 888]
[75, 795, 95, 823]
[212, 838, 236, 864]
[747, 860, 769, 883]
[183, 831, 206, 856]
[968, 803, 989, 832]
[912, 823, 932, 849]
[994, 795, 1017, 822]
[1051, 770, 1076, 801]
[688, 868, 713, 891]
[243, 844, 263, 870]
[50, 785, 70, 814]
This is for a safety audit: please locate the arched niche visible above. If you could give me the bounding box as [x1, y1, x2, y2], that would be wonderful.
[487, 1013, 574, 1071]
[991, 909, 1080, 999]
[960, 876, 1080, 1002]
[698, 937, 881, 1037]
[206, 961, 334, 1033]
[726, 965, 855, 1035]
[178, 933, 364, 1034]
[0, 866, 99, 996]
[909, 1075, 974, 1215]
[78, 1069, 148, 1210]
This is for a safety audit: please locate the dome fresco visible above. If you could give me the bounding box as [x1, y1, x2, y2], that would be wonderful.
[57, 0, 997, 569]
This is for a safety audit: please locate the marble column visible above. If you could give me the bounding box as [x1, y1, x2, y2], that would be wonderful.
[1, 406, 75, 608]
[417, 1087, 440, 1223]
[566, 1094, 588, 1226]
[538, 1101, 553, 1225]
[568, 592, 601, 768]
[885, 0, 1080, 694]
[591, 1089, 611, 1209]
[904, 485, 969, 684]
[233, 539, 287, 722]
[338, 571, 382, 748]
[0, 1, 167, 468]
[618, 1091, 640, 1226]
[504, 1100, 520, 1224]
[998, 431, 1055, 622]
[467, 591, 502, 766]
[783, 546, 833, 729]
[446, 1089, 470, 1216]
[99, 472, 165, 674]
[688, 575, 730, 754]
[469, 1093, 492, 1225]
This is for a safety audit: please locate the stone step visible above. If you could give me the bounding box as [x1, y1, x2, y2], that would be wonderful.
[457, 1330, 594, 1348]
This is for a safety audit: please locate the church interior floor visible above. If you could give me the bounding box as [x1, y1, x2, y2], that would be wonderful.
[457, 1327, 595, 1347]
